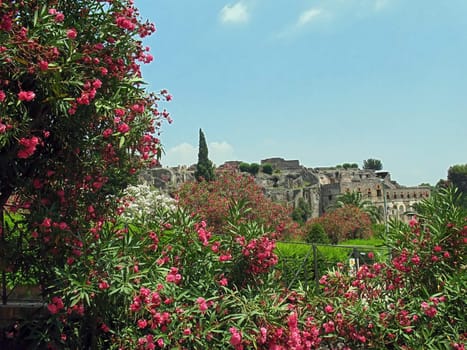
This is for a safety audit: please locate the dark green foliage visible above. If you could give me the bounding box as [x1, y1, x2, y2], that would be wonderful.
[371, 223, 387, 240]
[238, 162, 260, 175]
[291, 198, 312, 224]
[194, 129, 215, 182]
[249, 163, 260, 175]
[261, 163, 273, 175]
[239, 162, 250, 173]
[340, 163, 359, 169]
[448, 164, 467, 207]
[305, 223, 329, 244]
[419, 182, 432, 187]
[332, 191, 382, 223]
[363, 158, 383, 170]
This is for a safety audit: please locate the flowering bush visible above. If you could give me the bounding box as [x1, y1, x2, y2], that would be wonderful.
[121, 184, 177, 222]
[11, 199, 287, 348]
[306, 205, 373, 243]
[177, 171, 301, 237]
[0, 0, 170, 295]
[312, 187, 466, 349]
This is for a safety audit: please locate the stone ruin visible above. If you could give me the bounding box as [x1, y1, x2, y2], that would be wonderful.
[139, 157, 431, 221]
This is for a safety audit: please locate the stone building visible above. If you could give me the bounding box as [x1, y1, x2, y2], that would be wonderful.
[139, 157, 431, 222]
[318, 168, 431, 221]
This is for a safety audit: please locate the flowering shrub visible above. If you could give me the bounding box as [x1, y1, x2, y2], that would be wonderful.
[12, 199, 287, 348]
[121, 184, 177, 222]
[177, 171, 301, 237]
[0, 0, 170, 296]
[306, 205, 373, 243]
[312, 187, 466, 349]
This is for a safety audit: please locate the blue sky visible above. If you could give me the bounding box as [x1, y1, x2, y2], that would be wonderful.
[135, 0, 467, 186]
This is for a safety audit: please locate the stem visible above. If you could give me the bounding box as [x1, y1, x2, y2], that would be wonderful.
[1, 208, 6, 305]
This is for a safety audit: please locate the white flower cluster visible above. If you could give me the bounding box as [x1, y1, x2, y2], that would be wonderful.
[121, 184, 177, 222]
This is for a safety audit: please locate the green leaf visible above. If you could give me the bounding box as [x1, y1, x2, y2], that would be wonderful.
[33, 9, 39, 27]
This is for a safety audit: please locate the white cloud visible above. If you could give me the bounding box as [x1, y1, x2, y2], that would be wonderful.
[162, 141, 236, 167]
[163, 143, 197, 167]
[297, 8, 323, 27]
[220, 2, 250, 24]
[209, 141, 236, 165]
[274, 7, 324, 39]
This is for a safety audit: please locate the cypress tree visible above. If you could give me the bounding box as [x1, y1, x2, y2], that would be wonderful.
[195, 129, 215, 181]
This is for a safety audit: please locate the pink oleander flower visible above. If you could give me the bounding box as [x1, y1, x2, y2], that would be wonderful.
[55, 12, 65, 22]
[219, 253, 232, 262]
[229, 327, 243, 347]
[324, 304, 334, 313]
[137, 319, 148, 329]
[131, 103, 145, 113]
[117, 122, 130, 133]
[38, 60, 49, 71]
[116, 16, 136, 30]
[411, 254, 421, 265]
[48, 8, 64, 22]
[103, 128, 113, 138]
[196, 297, 208, 313]
[18, 90, 36, 101]
[66, 28, 77, 39]
[115, 108, 126, 117]
[166, 267, 182, 284]
[92, 79, 102, 89]
[323, 320, 335, 333]
[47, 296, 64, 315]
[98, 280, 110, 289]
[0, 90, 6, 102]
[17, 136, 40, 158]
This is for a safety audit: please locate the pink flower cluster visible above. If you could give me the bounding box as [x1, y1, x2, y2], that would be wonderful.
[166, 267, 182, 284]
[47, 296, 65, 314]
[18, 90, 36, 101]
[17, 136, 41, 159]
[48, 8, 65, 22]
[196, 220, 211, 246]
[75, 79, 102, 106]
[229, 327, 243, 350]
[130, 287, 172, 349]
[241, 236, 278, 274]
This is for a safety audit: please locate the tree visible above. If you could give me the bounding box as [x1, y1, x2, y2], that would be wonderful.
[0, 0, 169, 308]
[239, 162, 250, 173]
[331, 191, 382, 223]
[248, 163, 260, 175]
[342, 163, 358, 169]
[448, 164, 467, 207]
[194, 128, 215, 181]
[177, 171, 300, 237]
[261, 163, 273, 175]
[291, 198, 312, 224]
[309, 205, 373, 243]
[305, 222, 329, 243]
[363, 158, 383, 170]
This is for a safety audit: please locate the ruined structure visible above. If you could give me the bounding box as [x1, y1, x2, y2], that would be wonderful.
[318, 168, 431, 221]
[139, 157, 430, 222]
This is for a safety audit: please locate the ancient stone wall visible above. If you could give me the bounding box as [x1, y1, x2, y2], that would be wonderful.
[139, 158, 431, 222]
[318, 167, 431, 221]
[260, 157, 300, 170]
